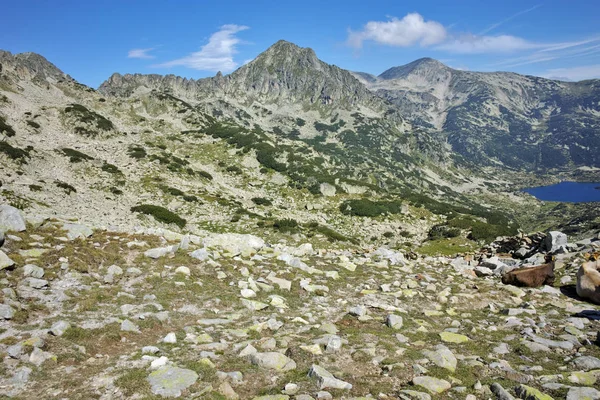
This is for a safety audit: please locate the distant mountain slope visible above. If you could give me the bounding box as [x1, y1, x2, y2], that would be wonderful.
[358, 58, 600, 170]
[100, 40, 385, 112]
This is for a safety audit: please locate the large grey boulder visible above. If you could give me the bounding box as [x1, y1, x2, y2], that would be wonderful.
[249, 352, 296, 371]
[0, 250, 15, 270]
[544, 231, 567, 253]
[147, 366, 198, 397]
[0, 205, 26, 233]
[319, 183, 336, 197]
[308, 365, 352, 390]
[0, 304, 15, 319]
[62, 223, 93, 240]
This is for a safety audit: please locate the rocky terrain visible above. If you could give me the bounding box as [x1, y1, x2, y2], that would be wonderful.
[0, 205, 600, 400]
[1, 39, 600, 399]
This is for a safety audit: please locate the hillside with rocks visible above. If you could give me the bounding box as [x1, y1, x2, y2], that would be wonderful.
[354, 58, 600, 171]
[0, 39, 600, 400]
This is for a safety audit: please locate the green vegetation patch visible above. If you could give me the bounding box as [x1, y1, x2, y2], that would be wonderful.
[131, 204, 186, 228]
[55, 180, 76, 195]
[65, 103, 114, 134]
[127, 145, 147, 159]
[339, 198, 404, 217]
[101, 162, 121, 175]
[0, 115, 16, 137]
[61, 148, 94, 163]
[251, 197, 272, 206]
[0, 142, 32, 164]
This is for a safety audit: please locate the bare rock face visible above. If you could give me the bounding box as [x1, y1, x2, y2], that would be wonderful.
[576, 260, 600, 304]
[501, 259, 555, 288]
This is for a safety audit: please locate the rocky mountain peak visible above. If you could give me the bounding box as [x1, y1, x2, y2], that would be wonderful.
[0, 50, 70, 84]
[378, 57, 450, 81]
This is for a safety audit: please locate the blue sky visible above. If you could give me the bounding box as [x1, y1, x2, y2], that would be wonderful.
[3, 0, 600, 87]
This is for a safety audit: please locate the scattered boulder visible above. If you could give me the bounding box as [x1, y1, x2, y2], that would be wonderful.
[319, 183, 336, 197]
[249, 352, 296, 371]
[514, 384, 553, 400]
[147, 366, 198, 397]
[49, 320, 71, 336]
[61, 223, 93, 240]
[502, 257, 554, 288]
[0, 304, 15, 319]
[576, 260, 600, 304]
[412, 376, 451, 394]
[543, 231, 567, 253]
[0, 205, 26, 233]
[308, 365, 352, 390]
[0, 250, 15, 270]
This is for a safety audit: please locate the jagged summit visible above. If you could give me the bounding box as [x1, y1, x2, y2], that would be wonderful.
[0, 50, 71, 83]
[99, 40, 383, 110]
[378, 57, 450, 80]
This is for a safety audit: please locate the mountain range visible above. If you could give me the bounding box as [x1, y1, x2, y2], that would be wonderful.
[1, 40, 599, 243]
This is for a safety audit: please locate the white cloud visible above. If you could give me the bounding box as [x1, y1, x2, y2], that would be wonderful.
[156, 24, 249, 72]
[437, 34, 540, 54]
[128, 48, 155, 59]
[347, 13, 447, 48]
[542, 65, 600, 81]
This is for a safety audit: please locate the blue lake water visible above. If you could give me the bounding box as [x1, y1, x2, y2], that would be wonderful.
[523, 181, 600, 203]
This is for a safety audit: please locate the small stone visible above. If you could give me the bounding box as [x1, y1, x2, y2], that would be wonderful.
[175, 266, 190, 276]
[49, 320, 71, 336]
[121, 319, 140, 333]
[241, 299, 269, 311]
[566, 387, 600, 400]
[23, 264, 44, 278]
[150, 356, 169, 369]
[386, 314, 403, 329]
[0, 250, 15, 270]
[439, 331, 469, 343]
[147, 366, 198, 397]
[142, 346, 160, 354]
[240, 288, 257, 298]
[24, 277, 48, 289]
[412, 376, 451, 394]
[283, 383, 299, 395]
[490, 382, 515, 400]
[349, 305, 367, 317]
[308, 365, 352, 390]
[515, 384, 554, 400]
[422, 345, 457, 372]
[249, 352, 296, 371]
[162, 332, 177, 344]
[0, 205, 26, 233]
[573, 356, 600, 371]
[0, 304, 15, 319]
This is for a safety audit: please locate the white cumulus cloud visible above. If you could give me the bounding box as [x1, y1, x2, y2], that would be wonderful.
[347, 13, 447, 48]
[128, 48, 155, 59]
[156, 24, 249, 72]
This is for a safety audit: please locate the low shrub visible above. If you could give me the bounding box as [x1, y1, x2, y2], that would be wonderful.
[0, 142, 32, 164]
[273, 218, 299, 232]
[428, 224, 461, 240]
[55, 180, 76, 195]
[26, 120, 40, 129]
[198, 170, 213, 180]
[101, 162, 121, 174]
[29, 184, 42, 192]
[127, 145, 146, 159]
[131, 204, 186, 228]
[251, 197, 272, 206]
[61, 148, 94, 163]
[0, 116, 16, 137]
